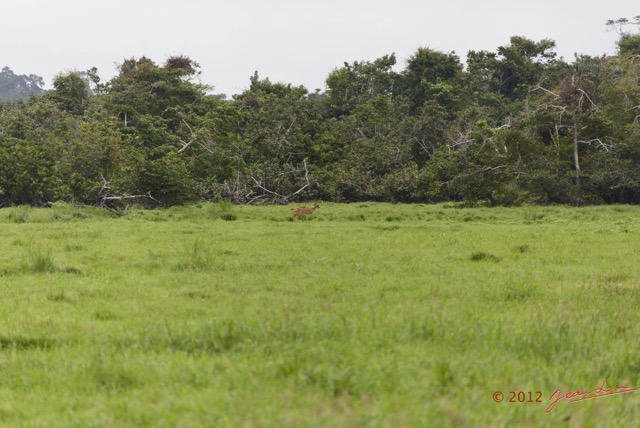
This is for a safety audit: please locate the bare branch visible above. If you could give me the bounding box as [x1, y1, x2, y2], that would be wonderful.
[531, 85, 560, 98]
[181, 118, 195, 136]
[98, 171, 160, 212]
[176, 118, 214, 154]
[547, 104, 568, 112]
[447, 130, 474, 150]
[177, 139, 195, 153]
[286, 159, 311, 199]
[246, 194, 269, 205]
[98, 173, 110, 196]
[495, 121, 511, 131]
[101, 193, 155, 202]
[576, 88, 599, 110]
[474, 165, 508, 173]
[578, 138, 614, 152]
[250, 176, 285, 199]
[249, 159, 312, 204]
[196, 140, 215, 153]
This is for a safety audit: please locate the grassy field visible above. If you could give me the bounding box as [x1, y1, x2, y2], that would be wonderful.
[0, 202, 639, 427]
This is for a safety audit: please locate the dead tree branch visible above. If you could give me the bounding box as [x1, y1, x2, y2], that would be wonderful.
[97, 175, 159, 213]
[176, 118, 215, 154]
[579, 138, 614, 152]
[249, 159, 311, 204]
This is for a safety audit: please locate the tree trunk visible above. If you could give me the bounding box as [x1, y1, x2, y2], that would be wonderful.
[572, 115, 582, 205]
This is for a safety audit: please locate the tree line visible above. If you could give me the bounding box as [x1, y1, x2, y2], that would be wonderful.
[1, 19, 640, 207]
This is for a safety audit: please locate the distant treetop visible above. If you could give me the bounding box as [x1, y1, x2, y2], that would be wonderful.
[0, 67, 46, 102]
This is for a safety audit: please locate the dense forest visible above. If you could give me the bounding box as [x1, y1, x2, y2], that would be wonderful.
[1, 19, 640, 207]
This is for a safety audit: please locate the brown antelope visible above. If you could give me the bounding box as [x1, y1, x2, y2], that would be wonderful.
[292, 204, 320, 217]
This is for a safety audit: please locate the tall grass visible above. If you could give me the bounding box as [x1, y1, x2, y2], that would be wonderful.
[176, 238, 216, 271]
[22, 242, 57, 273]
[179, 200, 238, 221]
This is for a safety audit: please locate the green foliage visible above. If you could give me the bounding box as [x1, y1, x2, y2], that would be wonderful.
[107, 56, 207, 128]
[617, 34, 640, 55]
[49, 71, 90, 115]
[2, 32, 640, 207]
[324, 54, 397, 117]
[133, 151, 197, 204]
[608, 16, 640, 55]
[398, 47, 463, 112]
[0, 137, 62, 205]
[0, 67, 45, 101]
[22, 242, 57, 273]
[467, 36, 558, 101]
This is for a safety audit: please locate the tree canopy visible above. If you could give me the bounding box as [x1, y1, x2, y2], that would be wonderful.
[0, 67, 45, 101]
[1, 22, 640, 207]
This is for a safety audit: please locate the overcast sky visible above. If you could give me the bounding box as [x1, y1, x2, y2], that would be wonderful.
[1, 0, 638, 96]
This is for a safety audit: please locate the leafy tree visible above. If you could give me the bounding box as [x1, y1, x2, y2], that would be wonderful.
[320, 95, 418, 201]
[3, 42, 640, 207]
[102, 56, 213, 204]
[58, 100, 122, 203]
[0, 97, 65, 205]
[324, 54, 398, 117]
[529, 76, 607, 203]
[0, 67, 45, 101]
[400, 101, 453, 165]
[606, 16, 640, 55]
[592, 54, 640, 202]
[417, 120, 532, 205]
[49, 71, 90, 115]
[467, 36, 558, 101]
[231, 73, 322, 203]
[106, 56, 207, 131]
[398, 47, 463, 113]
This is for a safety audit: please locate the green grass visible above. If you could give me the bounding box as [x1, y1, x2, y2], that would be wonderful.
[22, 242, 58, 273]
[0, 202, 639, 426]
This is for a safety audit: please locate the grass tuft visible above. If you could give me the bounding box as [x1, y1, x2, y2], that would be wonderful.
[47, 290, 67, 302]
[434, 361, 455, 392]
[177, 238, 215, 271]
[0, 335, 55, 350]
[95, 310, 118, 321]
[8, 209, 30, 223]
[514, 244, 530, 253]
[469, 251, 501, 262]
[220, 213, 237, 221]
[198, 199, 238, 221]
[23, 243, 57, 273]
[523, 207, 545, 222]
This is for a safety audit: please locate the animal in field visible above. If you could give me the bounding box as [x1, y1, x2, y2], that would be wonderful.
[292, 204, 320, 217]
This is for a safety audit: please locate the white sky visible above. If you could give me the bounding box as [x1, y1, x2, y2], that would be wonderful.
[1, 0, 637, 96]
